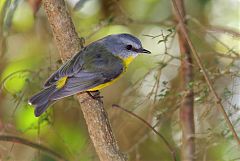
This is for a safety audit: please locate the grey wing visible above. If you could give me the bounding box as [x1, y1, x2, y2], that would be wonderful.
[47, 44, 124, 100]
[44, 49, 84, 87]
[50, 72, 104, 100]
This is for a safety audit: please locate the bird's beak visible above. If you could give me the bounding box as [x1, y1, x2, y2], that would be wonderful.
[140, 48, 151, 54]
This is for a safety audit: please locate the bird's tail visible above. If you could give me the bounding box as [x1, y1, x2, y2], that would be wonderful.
[29, 86, 57, 117]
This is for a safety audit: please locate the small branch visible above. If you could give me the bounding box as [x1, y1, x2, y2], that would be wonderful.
[206, 25, 240, 38]
[186, 16, 239, 57]
[172, 1, 195, 161]
[0, 135, 66, 161]
[42, 0, 126, 161]
[206, 51, 240, 59]
[112, 104, 177, 161]
[171, 0, 240, 146]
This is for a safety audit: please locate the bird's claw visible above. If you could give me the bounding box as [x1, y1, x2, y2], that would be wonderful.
[87, 91, 103, 100]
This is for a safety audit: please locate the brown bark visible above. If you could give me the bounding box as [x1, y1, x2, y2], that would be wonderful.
[42, 0, 126, 161]
[172, 0, 195, 160]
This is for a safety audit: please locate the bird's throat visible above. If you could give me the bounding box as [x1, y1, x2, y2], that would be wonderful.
[123, 55, 135, 67]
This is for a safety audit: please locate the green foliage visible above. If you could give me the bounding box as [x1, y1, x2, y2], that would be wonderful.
[15, 104, 49, 135]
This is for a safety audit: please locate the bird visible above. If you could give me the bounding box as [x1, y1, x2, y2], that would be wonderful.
[29, 33, 151, 117]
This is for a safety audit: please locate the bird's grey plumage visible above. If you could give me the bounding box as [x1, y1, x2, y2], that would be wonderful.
[44, 34, 145, 87]
[49, 44, 124, 100]
[99, 34, 143, 58]
[29, 33, 150, 117]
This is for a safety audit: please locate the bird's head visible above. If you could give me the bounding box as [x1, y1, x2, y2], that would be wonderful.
[100, 33, 151, 59]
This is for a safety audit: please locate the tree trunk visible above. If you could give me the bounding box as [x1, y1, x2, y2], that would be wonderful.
[42, 0, 126, 160]
[172, 0, 195, 160]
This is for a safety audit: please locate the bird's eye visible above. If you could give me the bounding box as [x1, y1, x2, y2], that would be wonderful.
[126, 45, 132, 50]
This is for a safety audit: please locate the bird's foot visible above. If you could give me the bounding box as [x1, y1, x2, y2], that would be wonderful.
[87, 91, 103, 100]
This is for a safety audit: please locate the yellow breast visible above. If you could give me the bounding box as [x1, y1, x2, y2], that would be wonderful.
[123, 55, 135, 67]
[87, 56, 135, 91]
[87, 77, 121, 91]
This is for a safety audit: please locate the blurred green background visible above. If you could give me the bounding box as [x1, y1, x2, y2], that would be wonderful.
[0, 0, 239, 161]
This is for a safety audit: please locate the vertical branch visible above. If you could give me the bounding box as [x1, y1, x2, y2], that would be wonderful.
[42, 0, 126, 161]
[112, 104, 177, 161]
[171, 0, 240, 146]
[172, 0, 195, 160]
[42, 0, 81, 60]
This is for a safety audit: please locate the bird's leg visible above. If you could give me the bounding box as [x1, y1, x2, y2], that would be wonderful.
[87, 91, 103, 100]
[80, 37, 85, 49]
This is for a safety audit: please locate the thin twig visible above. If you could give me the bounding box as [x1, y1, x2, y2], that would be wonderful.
[0, 135, 67, 161]
[11, 88, 27, 117]
[206, 25, 240, 38]
[186, 16, 239, 56]
[112, 104, 177, 161]
[171, 0, 240, 146]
